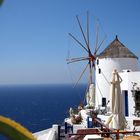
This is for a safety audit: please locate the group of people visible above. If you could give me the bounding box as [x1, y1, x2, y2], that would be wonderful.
[69, 104, 84, 124]
[69, 103, 98, 125]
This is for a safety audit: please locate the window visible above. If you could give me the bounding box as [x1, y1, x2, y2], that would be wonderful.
[97, 59, 99, 65]
[102, 97, 106, 107]
[98, 68, 101, 74]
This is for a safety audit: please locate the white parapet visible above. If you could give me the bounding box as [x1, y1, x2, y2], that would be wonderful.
[83, 134, 104, 140]
[33, 125, 58, 140]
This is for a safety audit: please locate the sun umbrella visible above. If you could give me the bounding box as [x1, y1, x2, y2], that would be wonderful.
[105, 69, 127, 130]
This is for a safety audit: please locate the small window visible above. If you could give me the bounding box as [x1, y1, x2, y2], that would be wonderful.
[97, 59, 99, 65]
[102, 97, 106, 107]
[99, 68, 101, 74]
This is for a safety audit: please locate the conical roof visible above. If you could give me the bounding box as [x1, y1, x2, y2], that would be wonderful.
[98, 36, 138, 59]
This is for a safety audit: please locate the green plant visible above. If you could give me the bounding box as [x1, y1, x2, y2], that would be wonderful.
[0, 0, 4, 6]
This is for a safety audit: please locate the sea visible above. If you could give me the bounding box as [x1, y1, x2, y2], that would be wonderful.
[0, 84, 86, 139]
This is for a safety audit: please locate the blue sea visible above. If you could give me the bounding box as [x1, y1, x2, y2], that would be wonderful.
[0, 84, 86, 139]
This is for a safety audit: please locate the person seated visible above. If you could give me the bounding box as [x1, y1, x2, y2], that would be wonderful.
[69, 107, 82, 124]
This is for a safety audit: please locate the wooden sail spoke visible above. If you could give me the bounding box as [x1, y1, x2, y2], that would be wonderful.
[95, 35, 106, 54]
[74, 62, 89, 87]
[76, 15, 90, 52]
[66, 57, 89, 64]
[67, 13, 105, 85]
[92, 62, 96, 70]
[87, 11, 90, 47]
[69, 33, 88, 52]
[94, 21, 99, 54]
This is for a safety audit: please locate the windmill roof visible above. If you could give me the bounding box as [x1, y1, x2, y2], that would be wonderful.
[98, 36, 138, 59]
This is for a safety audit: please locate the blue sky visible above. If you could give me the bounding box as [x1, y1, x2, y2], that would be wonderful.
[0, 0, 140, 85]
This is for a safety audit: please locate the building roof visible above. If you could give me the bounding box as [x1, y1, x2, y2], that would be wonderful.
[98, 36, 138, 59]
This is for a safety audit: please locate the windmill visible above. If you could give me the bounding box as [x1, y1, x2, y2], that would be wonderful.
[67, 12, 106, 108]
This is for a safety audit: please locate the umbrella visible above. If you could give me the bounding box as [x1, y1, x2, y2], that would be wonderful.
[105, 69, 127, 130]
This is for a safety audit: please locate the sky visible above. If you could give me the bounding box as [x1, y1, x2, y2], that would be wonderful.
[0, 0, 140, 85]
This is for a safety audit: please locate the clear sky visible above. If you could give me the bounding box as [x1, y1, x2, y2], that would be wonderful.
[0, 0, 140, 85]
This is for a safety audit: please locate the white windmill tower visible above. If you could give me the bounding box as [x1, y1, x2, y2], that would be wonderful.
[95, 35, 139, 109]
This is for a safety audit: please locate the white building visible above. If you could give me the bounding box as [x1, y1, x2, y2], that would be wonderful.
[95, 36, 140, 117]
[120, 71, 140, 117]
